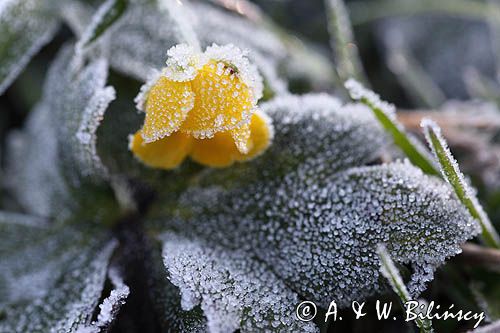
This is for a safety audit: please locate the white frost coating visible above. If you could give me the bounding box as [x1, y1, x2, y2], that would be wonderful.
[421, 118, 475, 199]
[62, 1, 288, 90]
[166, 159, 479, 308]
[157, 0, 201, 51]
[75, 0, 121, 52]
[161, 233, 318, 333]
[6, 103, 71, 219]
[0, 0, 59, 94]
[0, 225, 117, 333]
[75, 86, 116, 177]
[205, 43, 264, 102]
[345, 78, 397, 119]
[134, 69, 162, 112]
[84, 267, 130, 331]
[163, 44, 207, 82]
[44, 46, 114, 182]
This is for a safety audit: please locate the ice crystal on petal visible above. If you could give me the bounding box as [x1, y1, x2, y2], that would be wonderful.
[163, 44, 207, 82]
[161, 233, 318, 333]
[204, 43, 263, 102]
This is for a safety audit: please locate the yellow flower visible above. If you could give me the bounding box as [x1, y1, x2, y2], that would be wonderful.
[129, 44, 273, 169]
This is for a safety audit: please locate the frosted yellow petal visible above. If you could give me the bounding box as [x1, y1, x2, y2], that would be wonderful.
[236, 110, 273, 161]
[141, 76, 194, 143]
[130, 130, 192, 169]
[231, 122, 252, 154]
[180, 61, 254, 138]
[189, 111, 273, 168]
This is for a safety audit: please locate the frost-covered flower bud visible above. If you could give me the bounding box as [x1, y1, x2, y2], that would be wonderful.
[129, 43, 273, 169]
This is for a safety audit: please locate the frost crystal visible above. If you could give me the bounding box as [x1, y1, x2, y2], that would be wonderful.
[205, 43, 263, 102]
[6, 103, 71, 219]
[0, 213, 117, 332]
[345, 78, 396, 119]
[163, 44, 207, 82]
[161, 233, 318, 333]
[44, 45, 114, 181]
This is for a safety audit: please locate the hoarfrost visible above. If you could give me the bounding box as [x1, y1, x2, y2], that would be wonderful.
[78, 267, 130, 332]
[43, 45, 114, 181]
[0, 214, 116, 332]
[148, 94, 478, 312]
[0, 0, 59, 94]
[161, 233, 318, 333]
[5, 103, 71, 219]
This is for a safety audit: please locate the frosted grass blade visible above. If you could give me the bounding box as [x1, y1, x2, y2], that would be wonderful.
[345, 79, 440, 176]
[422, 118, 500, 249]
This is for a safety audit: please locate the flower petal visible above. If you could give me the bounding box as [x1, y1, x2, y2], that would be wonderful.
[189, 131, 238, 168]
[189, 111, 273, 167]
[141, 76, 195, 143]
[129, 130, 192, 169]
[180, 61, 254, 138]
[236, 110, 273, 161]
[230, 122, 251, 154]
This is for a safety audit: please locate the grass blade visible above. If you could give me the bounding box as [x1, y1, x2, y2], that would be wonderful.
[324, 0, 367, 84]
[345, 79, 440, 176]
[377, 244, 434, 333]
[422, 118, 500, 249]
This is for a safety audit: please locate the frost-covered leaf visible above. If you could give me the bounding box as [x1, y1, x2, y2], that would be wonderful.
[77, 268, 130, 333]
[5, 45, 118, 221]
[0, 0, 59, 94]
[161, 233, 318, 333]
[157, 160, 479, 308]
[146, 93, 477, 317]
[5, 103, 71, 219]
[145, 241, 207, 332]
[0, 211, 117, 332]
[76, 0, 129, 51]
[45, 45, 115, 181]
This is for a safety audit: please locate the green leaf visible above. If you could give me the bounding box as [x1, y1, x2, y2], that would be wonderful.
[422, 118, 500, 248]
[345, 79, 440, 176]
[77, 0, 129, 50]
[6, 44, 120, 223]
[0, 211, 117, 332]
[377, 244, 434, 333]
[0, 0, 59, 94]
